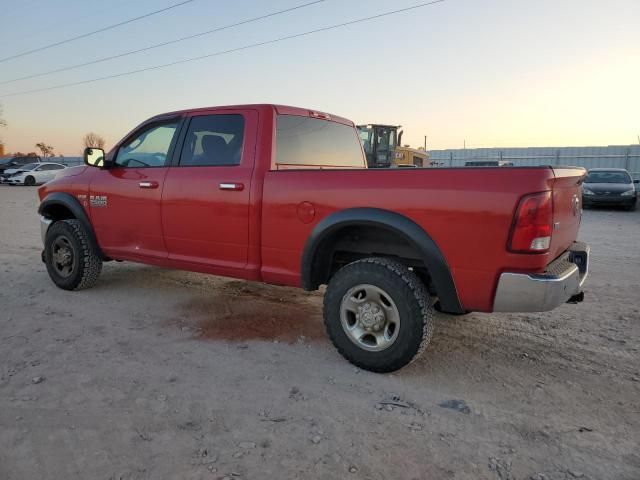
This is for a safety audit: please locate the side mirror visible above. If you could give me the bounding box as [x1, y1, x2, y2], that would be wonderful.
[84, 147, 106, 168]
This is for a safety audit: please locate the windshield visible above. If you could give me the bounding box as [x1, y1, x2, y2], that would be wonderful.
[585, 171, 632, 184]
[358, 128, 374, 155]
[376, 127, 397, 151]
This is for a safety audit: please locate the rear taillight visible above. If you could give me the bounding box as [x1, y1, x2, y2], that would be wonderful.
[509, 191, 553, 253]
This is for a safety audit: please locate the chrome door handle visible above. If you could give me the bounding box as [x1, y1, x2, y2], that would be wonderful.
[219, 183, 244, 191]
[139, 181, 159, 189]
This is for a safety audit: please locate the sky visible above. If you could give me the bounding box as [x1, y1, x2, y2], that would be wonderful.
[0, 0, 639, 155]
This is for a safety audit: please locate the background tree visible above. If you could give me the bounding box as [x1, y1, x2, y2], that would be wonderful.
[83, 132, 105, 150]
[35, 142, 55, 158]
[0, 105, 6, 155]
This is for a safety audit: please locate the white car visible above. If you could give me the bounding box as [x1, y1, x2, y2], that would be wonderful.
[3, 162, 67, 186]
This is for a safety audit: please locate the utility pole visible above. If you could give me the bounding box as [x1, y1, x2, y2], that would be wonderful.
[424, 135, 427, 150]
[464, 139, 466, 150]
[637, 134, 640, 145]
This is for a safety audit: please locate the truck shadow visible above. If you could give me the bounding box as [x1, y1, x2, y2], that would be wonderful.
[178, 281, 326, 344]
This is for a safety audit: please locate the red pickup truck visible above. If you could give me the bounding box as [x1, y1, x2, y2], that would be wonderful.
[38, 104, 589, 372]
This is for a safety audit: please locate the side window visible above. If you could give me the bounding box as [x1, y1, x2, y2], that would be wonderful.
[115, 121, 178, 168]
[41, 164, 62, 171]
[179, 114, 245, 167]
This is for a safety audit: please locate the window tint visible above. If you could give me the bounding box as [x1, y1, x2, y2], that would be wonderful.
[38, 164, 63, 171]
[115, 122, 178, 168]
[179, 114, 245, 167]
[276, 115, 365, 168]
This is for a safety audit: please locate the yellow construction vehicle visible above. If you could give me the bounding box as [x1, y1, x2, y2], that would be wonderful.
[393, 145, 429, 168]
[357, 124, 428, 168]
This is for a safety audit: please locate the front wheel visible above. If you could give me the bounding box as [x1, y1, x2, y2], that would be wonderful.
[44, 219, 102, 290]
[24, 175, 35, 186]
[323, 257, 434, 373]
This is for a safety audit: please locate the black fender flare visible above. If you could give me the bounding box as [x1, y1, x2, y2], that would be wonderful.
[301, 208, 464, 314]
[38, 192, 104, 258]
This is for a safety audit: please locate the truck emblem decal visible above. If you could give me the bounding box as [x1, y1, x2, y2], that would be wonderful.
[90, 195, 108, 208]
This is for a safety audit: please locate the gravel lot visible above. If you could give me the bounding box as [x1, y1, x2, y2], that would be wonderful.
[1, 185, 639, 480]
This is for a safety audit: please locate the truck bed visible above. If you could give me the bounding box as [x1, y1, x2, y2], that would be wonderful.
[260, 166, 585, 312]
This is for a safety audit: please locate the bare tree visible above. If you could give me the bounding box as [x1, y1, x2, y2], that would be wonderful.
[0, 105, 6, 153]
[83, 132, 105, 150]
[35, 142, 55, 158]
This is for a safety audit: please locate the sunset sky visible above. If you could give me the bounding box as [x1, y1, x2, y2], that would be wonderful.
[0, 0, 639, 155]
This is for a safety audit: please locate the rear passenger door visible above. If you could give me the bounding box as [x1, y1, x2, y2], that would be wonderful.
[161, 109, 258, 271]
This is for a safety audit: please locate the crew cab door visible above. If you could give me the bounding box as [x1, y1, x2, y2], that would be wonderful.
[89, 117, 182, 259]
[161, 109, 257, 271]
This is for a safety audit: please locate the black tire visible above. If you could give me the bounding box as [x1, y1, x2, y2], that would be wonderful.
[323, 257, 434, 373]
[626, 203, 637, 212]
[44, 219, 102, 290]
[24, 175, 35, 186]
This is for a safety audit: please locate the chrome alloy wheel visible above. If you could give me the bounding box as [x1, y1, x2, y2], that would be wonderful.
[339, 284, 401, 351]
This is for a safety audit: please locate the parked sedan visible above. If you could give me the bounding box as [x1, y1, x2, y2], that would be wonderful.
[0, 156, 41, 174]
[3, 162, 66, 186]
[582, 168, 638, 210]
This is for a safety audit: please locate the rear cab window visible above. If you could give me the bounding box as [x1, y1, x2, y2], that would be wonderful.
[275, 115, 365, 169]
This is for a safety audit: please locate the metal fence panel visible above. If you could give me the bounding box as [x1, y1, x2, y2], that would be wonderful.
[428, 146, 640, 180]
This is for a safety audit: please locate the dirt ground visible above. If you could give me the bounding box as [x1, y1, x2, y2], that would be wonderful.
[0, 185, 638, 480]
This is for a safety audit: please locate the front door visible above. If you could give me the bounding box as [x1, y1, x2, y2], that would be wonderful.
[161, 110, 257, 271]
[89, 118, 181, 260]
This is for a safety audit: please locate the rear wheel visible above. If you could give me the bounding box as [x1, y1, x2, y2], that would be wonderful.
[44, 219, 102, 290]
[323, 257, 434, 373]
[24, 175, 35, 186]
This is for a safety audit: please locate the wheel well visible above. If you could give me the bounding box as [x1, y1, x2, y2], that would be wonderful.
[41, 203, 76, 222]
[309, 225, 437, 296]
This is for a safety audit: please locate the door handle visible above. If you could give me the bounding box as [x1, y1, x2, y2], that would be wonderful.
[139, 181, 159, 189]
[219, 183, 244, 191]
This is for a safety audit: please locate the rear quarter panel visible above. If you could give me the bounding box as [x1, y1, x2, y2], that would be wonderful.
[261, 167, 559, 312]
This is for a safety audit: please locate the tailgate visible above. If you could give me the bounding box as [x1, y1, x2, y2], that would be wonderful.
[549, 167, 586, 260]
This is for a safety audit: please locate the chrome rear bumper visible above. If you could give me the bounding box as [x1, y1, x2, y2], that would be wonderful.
[493, 242, 589, 312]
